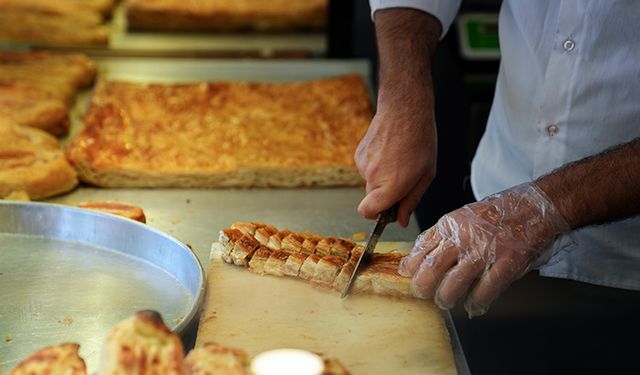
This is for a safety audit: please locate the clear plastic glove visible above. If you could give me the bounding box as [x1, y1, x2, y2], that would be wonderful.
[399, 183, 572, 317]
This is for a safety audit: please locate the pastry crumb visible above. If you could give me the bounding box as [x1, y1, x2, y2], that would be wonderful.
[174, 316, 183, 324]
[352, 232, 367, 241]
[4, 335, 12, 342]
[58, 317, 74, 326]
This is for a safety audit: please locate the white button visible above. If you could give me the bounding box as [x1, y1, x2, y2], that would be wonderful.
[547, 124, 559, 136]
[563, 39, 575, 52]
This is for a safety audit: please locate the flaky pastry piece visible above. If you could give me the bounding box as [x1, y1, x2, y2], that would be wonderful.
[185, 342, 249, 375]
[8, 343, 87, 375]
[218, 222, 414, 298]
[76, 201, 147, 223]
[0, 121, 77, 200]
[98, 310, 185, 375]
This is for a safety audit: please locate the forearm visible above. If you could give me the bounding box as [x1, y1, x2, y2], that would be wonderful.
[536, 137, 640, 229]
[374, 8, 441, 113]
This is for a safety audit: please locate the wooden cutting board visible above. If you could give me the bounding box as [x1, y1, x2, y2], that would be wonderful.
[196, 242, 456, 375]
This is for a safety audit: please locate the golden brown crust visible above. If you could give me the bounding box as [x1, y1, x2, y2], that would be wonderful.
[281, 233, 305, 253]
[230, 234, 261, 266]
[126, 0, 327, 32]
[76, 201, 147, 223]
[0, 121, 77, 200]
[66, 76, 371, 188]
[184, 342, 249, 375]
[99, 310, 185, 375]
[8, 343, 86, 375]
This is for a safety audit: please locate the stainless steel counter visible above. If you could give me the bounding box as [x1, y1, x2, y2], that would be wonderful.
[47, 188, 418, 270]
[42, 57, 470, 373]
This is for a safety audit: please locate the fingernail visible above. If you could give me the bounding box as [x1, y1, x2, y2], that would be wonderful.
[435, 295, 454, 310]
[411, 278, 429, 299]
[398, 256, 413, 277]
[465, 300, 488, 318]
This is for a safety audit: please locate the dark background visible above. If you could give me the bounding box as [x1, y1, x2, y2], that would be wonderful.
[326, 1, 638, 374]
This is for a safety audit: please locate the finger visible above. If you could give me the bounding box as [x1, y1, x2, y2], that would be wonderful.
[357, 185, 400, 220]
[434, 255, 486, 310]
[398, 227, 440, 276]
[411, 240, 459, 299]
[464, 256, 527, 317]
[396, 172, 434, 227]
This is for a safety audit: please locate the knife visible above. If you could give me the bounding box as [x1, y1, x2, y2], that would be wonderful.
[341, 203, 399, 298]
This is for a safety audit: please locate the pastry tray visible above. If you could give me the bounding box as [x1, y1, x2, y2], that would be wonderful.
[0, 3, 326, 57]
[0, 201, 205, 373]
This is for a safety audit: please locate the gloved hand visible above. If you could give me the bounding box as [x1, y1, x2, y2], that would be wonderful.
[399, 183, 572, 317]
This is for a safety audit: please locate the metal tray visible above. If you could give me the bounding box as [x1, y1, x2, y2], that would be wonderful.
[0, 201, 204, 372]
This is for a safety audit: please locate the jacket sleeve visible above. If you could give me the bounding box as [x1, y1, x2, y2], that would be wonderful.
[369, 0, 463, 37]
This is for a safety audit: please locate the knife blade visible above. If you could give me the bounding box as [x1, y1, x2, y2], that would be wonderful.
[341, 203, 399, 298]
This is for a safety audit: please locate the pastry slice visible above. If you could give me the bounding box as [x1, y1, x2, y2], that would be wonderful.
[330, 238, 356, 261]
[263, 251, 290, 277]
[185, 342, 249, 375]
[266, 230, 290, 251]
[311, 256, 346, 288]
[360, 252, 411, 298]
[331, 249, 361, 293]
[315, 238, 336, 257]
[283, 253, 309, 277]
[8, 343, 86, 375]
[281, 233, 305, 253]
[299, 254, 321, 280]
[99, 310, 184, 375]
[300, 235, 320, 255]
[230, 234, 261, 266]
[231, 222, 258, 236]
[219, 228, 244, 263]
[248, 246, 272, 275]
[254, 225, 277, 246]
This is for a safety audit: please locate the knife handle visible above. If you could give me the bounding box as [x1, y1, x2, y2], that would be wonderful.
[379, 203, 399, 225]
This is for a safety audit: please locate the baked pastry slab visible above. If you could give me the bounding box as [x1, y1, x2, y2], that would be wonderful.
[126, 0, 327, 32]
[66, 75, 371, 188]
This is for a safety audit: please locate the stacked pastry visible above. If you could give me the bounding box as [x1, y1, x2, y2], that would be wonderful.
[0, 51, 97, 135]
[219, 222, 413, 298]
[8, 311, 350, 375]
[0, 0, 115, 46]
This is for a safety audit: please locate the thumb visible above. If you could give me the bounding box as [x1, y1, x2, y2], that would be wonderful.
[358, 185, 401, 220]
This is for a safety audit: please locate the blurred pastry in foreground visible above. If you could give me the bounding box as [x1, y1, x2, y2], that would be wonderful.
[8, 343, 86, 375]
[0, 120, 77, 200]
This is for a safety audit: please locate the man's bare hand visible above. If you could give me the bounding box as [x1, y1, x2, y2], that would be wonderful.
[355, 96, 437, 227]
[356, 8, 442, 227]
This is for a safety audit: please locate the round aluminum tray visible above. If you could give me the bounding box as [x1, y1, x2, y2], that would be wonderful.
[0, 201, 204, 372]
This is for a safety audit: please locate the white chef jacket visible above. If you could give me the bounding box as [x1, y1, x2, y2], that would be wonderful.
[370, 0, 640, 290]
